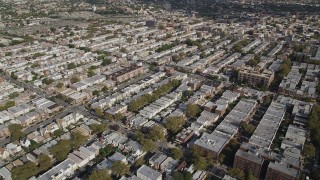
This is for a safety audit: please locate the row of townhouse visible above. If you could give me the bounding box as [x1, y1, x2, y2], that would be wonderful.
[38, 143, 101, 180]
[139, 91, 182, 119]
[91, 71, 167, 110]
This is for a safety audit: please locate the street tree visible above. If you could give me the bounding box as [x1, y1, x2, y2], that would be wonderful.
[89, 169, 112, 180]
[49, 139, 71, 162]
[111, 161, 130, 177]
[71, 131, 88, 149]
[165, 116, 185, 133]
[149, 125, 166, 141]
[38, 153, 53, 173]
[141, 138, 156, 152]
[186, 104, 201, 118]
[171, 147, 184, 160]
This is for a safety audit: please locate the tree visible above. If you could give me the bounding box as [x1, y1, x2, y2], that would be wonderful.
[67, 62, 77, 69]
[303, 143, 316, 159]
[193, 155, 207, 170]
[99, 145, 116, 158]
[165, 116, 186, 133]
[186, 104, 201, 118]
[93, 90, 100, 96]
[42, 78, 54, 85]
[50, 27, 56, 33]
[134, 131, 144, 143]
[101, 58, 112, 66]
[53, 129, 63, 137]
[87, 70, 96, 77]
[171, 147, 183, 160]
[114, 113, 124, 121]
[219, 154, 225, 164]
[71, 131, 88, 149]
[8, 124, 24, 141]
[127, 37, 133, 43]
[241, 122, 255, 136]
[8, 92, 19, 99]
[172, 171, 192, 180]
[133, 156, 145, 168]
[182, 90, 193, 101]
[262, 96, 272, 106]
[172, 171, 184, 180]
[70, 76, 80, 83]
[184, 171, 193, 180]
[38, 153, 53, 173]
[105, 113, 114, 121]
[245, 171, 257, 180]
[49, 139, 71, 162]
[90, 123, 108, 134]
[8, 124, 23, 132]
[102, 86, 109, 92]
[95, 108, 104, 117]
[228, 168, 245, 180]
[111, 161, 130, 176]
[28, 140, 40, 151]
[56, 82, 64, 88]
[89, 169, 112, 180]
[149, 125, 166, 141]
[141, 139, 156, 152]
[11, 162, 37, 180]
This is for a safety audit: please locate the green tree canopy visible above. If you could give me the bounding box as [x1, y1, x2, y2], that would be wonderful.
[11, 162, 37, 180]
[8, 124, 24, 141]
[111, 161, 130, 176]
[99, 145, 116, 158]
[186, 104, 201, 118]
[141, 138, 156, 152]
[94, 108, 105, 117]
[53, 129, 63, 137]
[133, 156, 145, 169]
[149, 125, 166, 141]
[90, 123, 108, 134]
[303, 143, 316, 159]
[56, 82, 64, 88]
[171, 147, 184, 160]
[49, 139, 71, 162]
[70, 76, 80, 83]
[89, 169, 112, 180]
[241, 122, 255, 136]
[67, 62, 77, 69]
[192, 154, 207, 170]
[71, 131, 88, 149]
[38, 153, 53, 173]
[228, 168, 245, 180]
[165, 116, 186, 133]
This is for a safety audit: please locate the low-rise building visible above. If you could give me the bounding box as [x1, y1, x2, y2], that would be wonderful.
[193, 132, 230, 160]
[0, 125, 10, 139]
[137, 165, 162, 180]
[38, 158, 77, 180]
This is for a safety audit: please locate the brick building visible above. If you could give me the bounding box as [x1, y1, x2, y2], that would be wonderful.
[111, 65, 144, 83]
[234, 149, 264, 178]
[265, 162, 300, 180]
[238, 66, 274, 88]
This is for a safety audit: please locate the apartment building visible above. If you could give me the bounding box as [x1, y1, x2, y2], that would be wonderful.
[238, 66, 275, 88]
[234, 149, 264, 178]
[265, 162, 300, 180]
[193, 132, 230, 160]
[110, 65, 144, 83]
